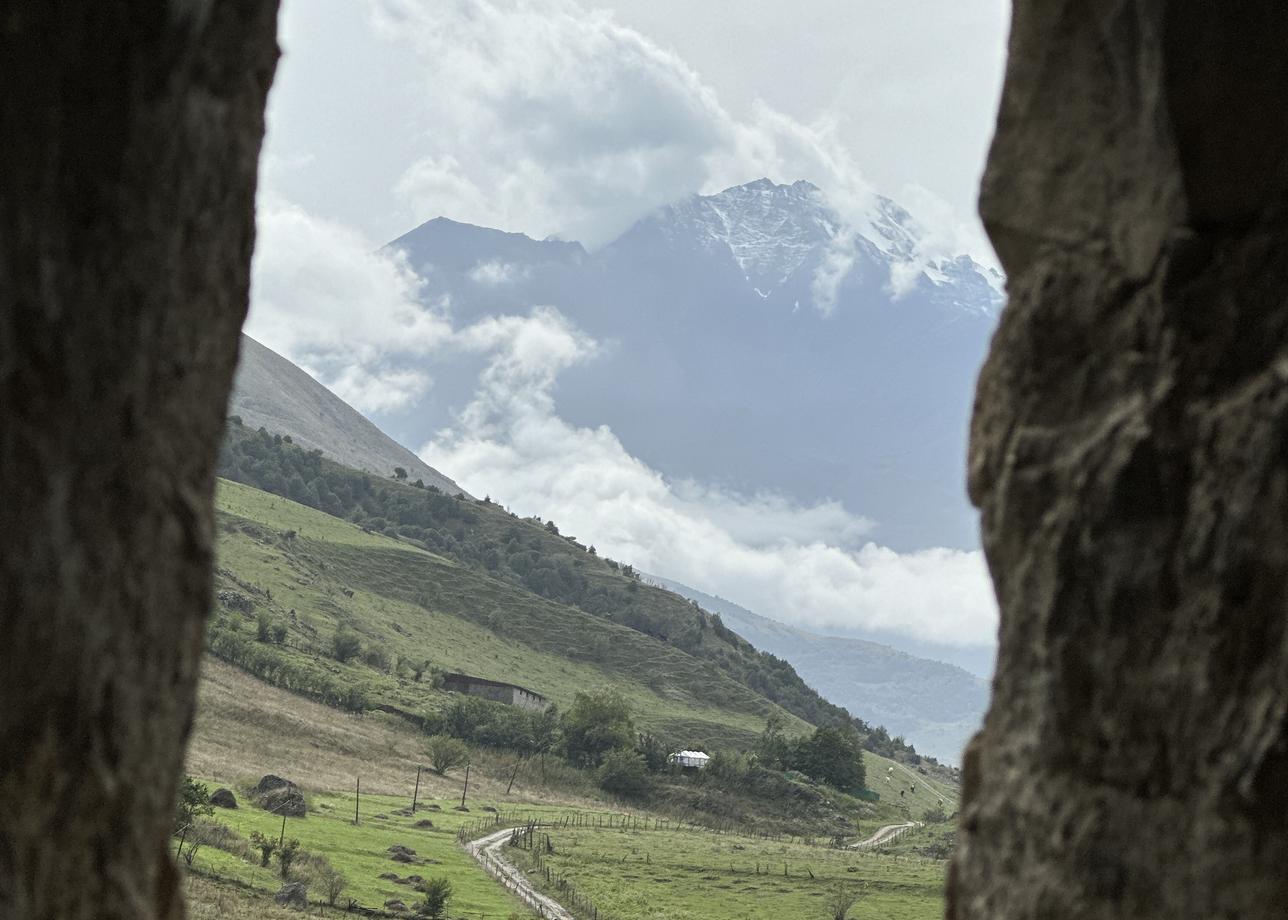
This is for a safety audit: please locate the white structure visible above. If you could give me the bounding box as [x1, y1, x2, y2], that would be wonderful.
[669, 750, 711, 769]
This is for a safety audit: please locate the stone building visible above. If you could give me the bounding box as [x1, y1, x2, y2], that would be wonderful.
[441, 673, 548, 711]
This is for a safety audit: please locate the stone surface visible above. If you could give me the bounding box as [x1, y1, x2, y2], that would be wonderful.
[210, 788, 238, 809]
[950, 3, 1288, 919]
[274, 882, 308, 910]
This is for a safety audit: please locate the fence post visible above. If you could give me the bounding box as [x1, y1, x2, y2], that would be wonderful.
[354, 777, 360, 825]
[412, 765, 422, 813]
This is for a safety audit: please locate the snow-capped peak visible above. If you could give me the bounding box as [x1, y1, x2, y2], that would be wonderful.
[658, 178, 838, 292]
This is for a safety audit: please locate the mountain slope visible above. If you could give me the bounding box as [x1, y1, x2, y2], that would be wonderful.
[215, 423, 937, 767]
[645, 574, 987, 764]
[380, 178, 1001, 552]
[229, 334, 466, 495]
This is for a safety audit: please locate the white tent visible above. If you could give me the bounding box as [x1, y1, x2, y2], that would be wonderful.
[669, 750, 711, 769]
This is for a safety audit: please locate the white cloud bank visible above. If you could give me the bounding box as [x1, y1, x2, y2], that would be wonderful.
[421, 308, 998, 648]
[363, 0, 1000, 312]
[247, 198, 452, 413]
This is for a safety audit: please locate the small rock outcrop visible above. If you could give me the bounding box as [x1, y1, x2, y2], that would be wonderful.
[383, 900, 408, 913]
[274, 882, 308, 909]
[254, 775, 305, 816]
[210, 788, 237, 809]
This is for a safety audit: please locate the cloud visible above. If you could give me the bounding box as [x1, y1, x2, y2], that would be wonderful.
[468, 260, 531, 286]
[422, 307, 998, 647]
[365, 0, 884, 256]
[247, 198, 453, 413]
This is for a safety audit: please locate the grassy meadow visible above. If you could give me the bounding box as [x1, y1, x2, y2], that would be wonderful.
[513, 824, 947, 920]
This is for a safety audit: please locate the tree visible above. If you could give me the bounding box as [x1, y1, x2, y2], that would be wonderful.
[174, 776, 214, 837]
[791, 725, 866, 792]
[0, 6, 280, 916]
[426, 735, 470, 776]
[756, 713, 790, 769]
[417, 877, 453, 919]
[561, 689, 635, 767]
[393, 467, 408, 480]
[332, 624, 362, 663]
[598, 748, 651, 799]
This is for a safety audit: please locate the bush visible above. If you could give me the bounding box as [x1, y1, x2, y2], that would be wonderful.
[277, 838, 301, 878]
[416, 877, 453, 919]
[332, 625, 362, 663]
[298, 852, 347, 906]
[597, 748, 651, 799]
[426, 735, 470, 776]
[248, 830, 277, 867]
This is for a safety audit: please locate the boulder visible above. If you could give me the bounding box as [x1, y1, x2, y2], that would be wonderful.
[210, 788, 237, 809]
[217, 590, 254, 614]
[387, 845, 416, 858]
[413, 819, 434, 829]
[274, 882, 308, 909]
[378, 872, 400, 881]
[383, 900, 408, 913]
[259, 785, 306, 817]
[253, 774, 294, 795]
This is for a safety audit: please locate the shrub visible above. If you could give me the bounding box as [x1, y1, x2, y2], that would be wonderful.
[332, 625, 362, 663]
[825, 883, 863, 920]
[416, 877, 453, 919]
[277, 838, 301, 878]
[298, 853, 347, 906]
[248, 830, 277, 867]
[597, 748, 651, 799]
[426, 735, 470, 776]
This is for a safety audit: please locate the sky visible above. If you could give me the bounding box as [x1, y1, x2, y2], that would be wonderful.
[247, 0, 1011, 664]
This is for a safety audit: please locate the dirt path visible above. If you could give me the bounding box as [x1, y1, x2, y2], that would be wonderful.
[465, 826, 575, 920]
[851, 821, 918, 849]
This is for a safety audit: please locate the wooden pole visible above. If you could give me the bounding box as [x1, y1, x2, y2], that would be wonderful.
[278, 812, 286, 848]
[412, 765, 422, 812]
[460, 763, 470, 810]
[354, 777, 360, 825]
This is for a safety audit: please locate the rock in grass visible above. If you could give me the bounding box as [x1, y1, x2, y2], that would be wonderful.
[388, 845, 416, 857]
[384, 900, 408, 913]
[259, 785, 306, 817]
[253, 774, 294, 795]
[378, 872, 400, 881]
[210, 788, 237, 809]
[413, 819, 434, 829]
[274, 882, 308, 909]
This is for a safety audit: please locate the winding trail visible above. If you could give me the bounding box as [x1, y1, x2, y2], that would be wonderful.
[850, 821, 919, 849]
[465, 826, 575, 920]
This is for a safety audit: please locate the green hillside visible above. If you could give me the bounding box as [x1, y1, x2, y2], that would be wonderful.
[214, 422, 933, 765]
[213, 479, 799, 748]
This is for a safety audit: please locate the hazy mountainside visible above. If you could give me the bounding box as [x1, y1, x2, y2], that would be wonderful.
[229, 334, 466, 496]
[646, 574, 987, 764]
[215, 424, 935, 764]
[381, 178, 1001, 552]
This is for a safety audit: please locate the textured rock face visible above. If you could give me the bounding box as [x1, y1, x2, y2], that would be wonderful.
[951, 4, 1288, 919]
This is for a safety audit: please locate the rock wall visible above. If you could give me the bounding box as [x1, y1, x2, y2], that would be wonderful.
[950, 4, 1288, 918]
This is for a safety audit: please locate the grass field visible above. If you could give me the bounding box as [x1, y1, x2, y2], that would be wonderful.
[512, 824, 947, 920]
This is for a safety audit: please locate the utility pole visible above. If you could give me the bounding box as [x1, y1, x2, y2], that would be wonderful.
[412, 765, 422, 813]
[354, 777, 360, 825]
[460, 763, 470, 810]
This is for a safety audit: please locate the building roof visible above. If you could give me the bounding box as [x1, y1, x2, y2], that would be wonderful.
[441, 672, 546, 701]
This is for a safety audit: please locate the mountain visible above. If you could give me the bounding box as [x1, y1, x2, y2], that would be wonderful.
[645, 574, 988, 765]
[228, 334, 467, 496]
[379, 178, 1001, 553]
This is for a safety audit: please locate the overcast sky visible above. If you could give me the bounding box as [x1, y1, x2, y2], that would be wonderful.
[249, 0, 1011, 660]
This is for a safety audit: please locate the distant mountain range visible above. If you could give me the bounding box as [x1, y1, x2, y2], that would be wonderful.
[377, 178, 1001, 552]
[228, 335, 467, 496]
[646, 574, 987, 764]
